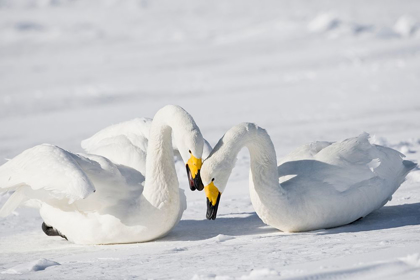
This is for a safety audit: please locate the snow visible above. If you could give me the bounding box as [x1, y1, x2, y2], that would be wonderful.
[393, 15, 419, 37]
[0, 0, 420, 279]
[1, 259, 60, 275]
[213, 234, 235, 242]
[307, 13, 341, 33]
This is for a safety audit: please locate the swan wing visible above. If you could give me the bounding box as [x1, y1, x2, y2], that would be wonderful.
[278, 133, 415, 193]
[278, 141, 332, 167]
[82, 117, 213, 169]
[81, 118, 151, 172]
[68, 153, 145, 213]
[82, 135, 147, 174]
[314, 133, 413, 190]
[0, 144, 95, 216]
[82, 118, 152, 153]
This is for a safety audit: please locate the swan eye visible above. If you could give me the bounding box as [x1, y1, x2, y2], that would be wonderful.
[212, 178, 215, 182]
[189, 150, 191, 154]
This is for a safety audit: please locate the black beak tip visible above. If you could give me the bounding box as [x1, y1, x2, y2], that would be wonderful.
[186, 164, 196, 191]
[206, 213, 215, 220]
[206, 200, 213, 220]
[194, 174, 204, 191]
[206, 193, 221, 220]
[186, 165, 204, 191]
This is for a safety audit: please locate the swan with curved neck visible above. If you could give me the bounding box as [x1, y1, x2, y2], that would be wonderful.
[201, 123, 416, 232]
[0, 105, 205, 244]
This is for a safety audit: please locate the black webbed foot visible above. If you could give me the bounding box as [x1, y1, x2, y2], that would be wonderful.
[41, 222, 68, 240]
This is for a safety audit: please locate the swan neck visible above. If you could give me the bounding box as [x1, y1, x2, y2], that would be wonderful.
[142, 119, 177, 206]
[220, 124, 281, 193]
[142, 107, 195, 207]
[244, 129, 280, 193]
[141, 105, 202, 208]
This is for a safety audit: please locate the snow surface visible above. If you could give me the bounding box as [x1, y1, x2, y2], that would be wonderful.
[1, 259, 60, 275]
[1, 0, 420, 279]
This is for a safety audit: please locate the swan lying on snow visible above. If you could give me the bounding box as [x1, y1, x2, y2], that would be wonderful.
[201, 123, 416, 232]
[0, 105, 205, 244]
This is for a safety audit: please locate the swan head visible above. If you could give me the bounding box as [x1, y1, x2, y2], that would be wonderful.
[175, 128, 205, 191]
[154, 105, 206, 191]
[200, 140, 236, 220]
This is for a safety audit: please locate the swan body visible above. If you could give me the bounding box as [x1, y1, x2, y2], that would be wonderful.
[0, 105, 205, 244]
[201, 123, 416, 232]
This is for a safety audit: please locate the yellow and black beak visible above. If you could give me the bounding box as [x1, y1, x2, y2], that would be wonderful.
[186, 154, 203, 191]
[205, 181, 221, 220]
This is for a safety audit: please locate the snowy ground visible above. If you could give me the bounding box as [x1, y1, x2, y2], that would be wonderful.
[1, 0, 420, 279]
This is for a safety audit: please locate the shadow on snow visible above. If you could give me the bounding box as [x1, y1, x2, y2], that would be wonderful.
[162, 202, 420, 241]
[161, 212, 277, 242]
[318, 202, 420, 235]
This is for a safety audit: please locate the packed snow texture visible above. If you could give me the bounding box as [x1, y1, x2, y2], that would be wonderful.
[1, 0, 420, 279]
[1, 259, 60, 275]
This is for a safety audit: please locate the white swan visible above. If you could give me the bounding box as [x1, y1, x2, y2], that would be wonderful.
[200, 123, 416, 232]
[0, 105, 205, 244]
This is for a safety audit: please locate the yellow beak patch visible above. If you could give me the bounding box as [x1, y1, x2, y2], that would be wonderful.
[205, 181, 220, 206]
[187, 154, 202, 179]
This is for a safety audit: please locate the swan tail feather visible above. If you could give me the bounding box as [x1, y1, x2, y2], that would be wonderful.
[0, 188, 27, 217]
[402, 160, 417, 172]
[392, 160, 416, 184]
[399, 160, 417, 184]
